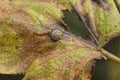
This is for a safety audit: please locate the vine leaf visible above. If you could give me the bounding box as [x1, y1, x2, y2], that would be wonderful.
[95, 0, 120, 47]
[74, 0, 120, 47]
[0, 0, 120, 80]
[72, 0, 120, 64]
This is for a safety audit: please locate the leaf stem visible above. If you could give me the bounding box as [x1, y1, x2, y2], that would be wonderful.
[100, 48, 120, 64]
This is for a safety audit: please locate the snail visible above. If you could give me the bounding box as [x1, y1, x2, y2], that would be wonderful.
[50, 29, 64, 41]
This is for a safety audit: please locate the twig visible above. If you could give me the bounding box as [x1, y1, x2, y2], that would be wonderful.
[100, 48, 120, 64]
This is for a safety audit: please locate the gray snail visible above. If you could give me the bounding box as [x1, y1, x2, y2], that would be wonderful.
[50, 29, 64, 41]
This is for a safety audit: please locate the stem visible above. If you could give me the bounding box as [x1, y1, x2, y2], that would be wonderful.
[100, 48, 120, 64]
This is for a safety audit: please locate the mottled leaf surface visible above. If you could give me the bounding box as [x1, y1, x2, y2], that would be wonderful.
[76, 0, 120, 47]
[0, 0, 102, 80]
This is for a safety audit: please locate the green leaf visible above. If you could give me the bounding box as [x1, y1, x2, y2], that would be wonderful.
[95, 0, 120, 46]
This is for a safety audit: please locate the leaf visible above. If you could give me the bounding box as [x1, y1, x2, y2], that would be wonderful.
[95, 0, 120, 46]
[0, 0, 102, 77]
[0, 0, 63, 28]
[0, 20, 101, 77]
[36, 0, 77, 10]
[74, 0, 120, 47]
[23, 39, 101, 80]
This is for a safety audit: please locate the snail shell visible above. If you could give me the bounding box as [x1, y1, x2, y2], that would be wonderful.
[50, 29, 63, 41]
